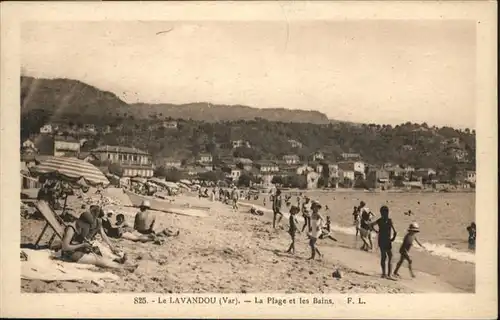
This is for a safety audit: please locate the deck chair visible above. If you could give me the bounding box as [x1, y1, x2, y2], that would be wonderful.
[33, 200, 67, 249]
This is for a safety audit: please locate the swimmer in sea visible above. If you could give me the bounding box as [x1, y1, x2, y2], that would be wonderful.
[466, 222, 476, 251]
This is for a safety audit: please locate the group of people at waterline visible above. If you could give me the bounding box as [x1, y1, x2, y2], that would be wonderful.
[264, 191, 476, 280]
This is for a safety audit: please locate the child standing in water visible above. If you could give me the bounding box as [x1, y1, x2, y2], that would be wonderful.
[466, 222, 476, 251]
[393, 222, 426, 278]
[285, 205, 301, 254]
[369, 206, 397, 279]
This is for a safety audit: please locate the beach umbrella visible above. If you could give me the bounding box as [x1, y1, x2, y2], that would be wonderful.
[30, 156, 109, 187]
[180, 179, 192, 185]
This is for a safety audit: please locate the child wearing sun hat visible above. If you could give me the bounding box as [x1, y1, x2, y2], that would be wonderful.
[393, 222, 426, 278]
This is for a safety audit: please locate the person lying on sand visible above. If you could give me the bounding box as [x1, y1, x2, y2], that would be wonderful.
[369, 206, 397, 279]
[60, 205, 137, 271]
[393, 222, 426, 278]
[285, 205, 301, 254]
[134, 200, 180, 240]
[250, 206, 264, 216]
[319, 216, 338, 242]
[307, 201, 325, 261]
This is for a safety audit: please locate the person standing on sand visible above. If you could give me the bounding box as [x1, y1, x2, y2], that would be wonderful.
[352, 206, 361, 239]
[285, 205, 301, 254]
[272, 189, 284, 228]
[231, 187, 239, 211]
[301, 196, 312, 233]
[393, 222, 426, 278]
[307, 201, 325, 261]
[369, 206, 397, 279]
[358, 201, 374, 251]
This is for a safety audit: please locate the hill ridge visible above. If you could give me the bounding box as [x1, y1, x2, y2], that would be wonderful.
[21, 76, 331, 124]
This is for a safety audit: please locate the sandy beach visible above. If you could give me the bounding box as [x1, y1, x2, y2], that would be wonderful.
[20, 189, 474, 294]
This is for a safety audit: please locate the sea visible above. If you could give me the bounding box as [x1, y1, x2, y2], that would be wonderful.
[242, 190, 475, 264]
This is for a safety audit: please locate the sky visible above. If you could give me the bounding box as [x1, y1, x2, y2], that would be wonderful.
[21, 20, 476, 128]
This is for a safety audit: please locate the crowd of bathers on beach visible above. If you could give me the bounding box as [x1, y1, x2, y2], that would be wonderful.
[32, 180, 477, 279]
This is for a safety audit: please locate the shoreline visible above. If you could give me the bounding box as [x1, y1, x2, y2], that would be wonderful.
[238, 201, 474, 292]
[21, 192, 474, 293]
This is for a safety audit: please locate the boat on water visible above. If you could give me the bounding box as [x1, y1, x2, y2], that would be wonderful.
[124, 189, 208, 218]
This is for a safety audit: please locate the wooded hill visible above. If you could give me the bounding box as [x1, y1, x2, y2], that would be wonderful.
[20, 76, 476, 175]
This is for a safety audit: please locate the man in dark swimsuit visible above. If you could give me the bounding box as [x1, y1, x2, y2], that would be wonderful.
[369, 206, 397, 278]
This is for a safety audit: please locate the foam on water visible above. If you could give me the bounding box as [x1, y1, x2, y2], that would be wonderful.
[240, 201, 475, 264]
[329, 223, 475, 263]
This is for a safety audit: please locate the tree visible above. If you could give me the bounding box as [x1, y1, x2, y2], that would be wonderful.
[321, 163, 330, 179]
[340, 177, 353, 188]
[317, 176, 328, 188]
[198, 170, 225, 182]
[354, 176, 368, 189]
[238, 174, 253, 187]
[108, 163, 123, 177]
[154, 166, 170, 178]
[271, 175, 283, 185]
[283, 174, 307, 189]
[164, 169, 183, 182]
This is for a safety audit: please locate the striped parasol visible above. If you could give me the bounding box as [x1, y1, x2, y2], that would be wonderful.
[31, 157, 109, 187]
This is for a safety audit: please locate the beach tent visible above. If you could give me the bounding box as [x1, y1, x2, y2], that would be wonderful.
[148, 178, 178, 189]
[131, 177, 148, 184]
[163, 181, 179, 189]
[177, 183, 190, 190]
[180, 179, 192, 185]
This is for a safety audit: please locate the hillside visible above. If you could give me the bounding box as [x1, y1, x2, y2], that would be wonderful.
[20, 76, 476, 178]
[21, 76, 129, 115]
[130, 103, 330, 124]
[20, 76, 330, 124]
